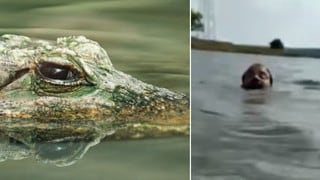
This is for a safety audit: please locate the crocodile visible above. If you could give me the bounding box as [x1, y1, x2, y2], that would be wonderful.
[0, 34, 189, 166]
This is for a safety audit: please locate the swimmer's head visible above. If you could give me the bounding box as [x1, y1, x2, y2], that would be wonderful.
[241, 63, 273, 90]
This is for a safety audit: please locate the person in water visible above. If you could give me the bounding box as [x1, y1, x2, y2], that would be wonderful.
[241, 63, 273, 90]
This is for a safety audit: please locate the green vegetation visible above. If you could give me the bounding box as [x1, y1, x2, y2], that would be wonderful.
[191, 9, 204, 31]
[192, 37, 320, 59]
[192, 37, 284, 56]
[270, 38, 284, 49]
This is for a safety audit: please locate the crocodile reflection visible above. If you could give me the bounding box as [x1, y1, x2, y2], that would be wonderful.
[0, 135, 98, 167]
[0, 34, 189, 166]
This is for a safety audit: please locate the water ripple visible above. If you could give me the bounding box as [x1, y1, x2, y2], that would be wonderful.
[200, 109, 226, 117]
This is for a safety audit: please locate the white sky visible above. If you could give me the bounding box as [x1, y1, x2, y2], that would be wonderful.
[192, 0, 320, 48]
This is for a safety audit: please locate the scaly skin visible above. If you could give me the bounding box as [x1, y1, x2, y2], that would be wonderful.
[0, 34, 189, 166]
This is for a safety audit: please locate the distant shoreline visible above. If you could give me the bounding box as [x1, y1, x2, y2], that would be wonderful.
[191, 37, 320, 59]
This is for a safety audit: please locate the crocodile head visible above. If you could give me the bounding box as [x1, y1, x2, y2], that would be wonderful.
[0, 34, 189, 166]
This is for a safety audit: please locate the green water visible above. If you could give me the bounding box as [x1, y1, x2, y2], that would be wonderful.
[0, 138, 189, 180]
[0, 0, 189, 179]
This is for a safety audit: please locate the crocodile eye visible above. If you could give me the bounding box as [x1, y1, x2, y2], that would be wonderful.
[38, 62, 79, 82]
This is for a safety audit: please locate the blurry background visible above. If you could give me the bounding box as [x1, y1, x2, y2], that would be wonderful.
[0, 1, 189, 180]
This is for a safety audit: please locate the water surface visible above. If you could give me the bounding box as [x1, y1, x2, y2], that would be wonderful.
[192, 50, 320, 180]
